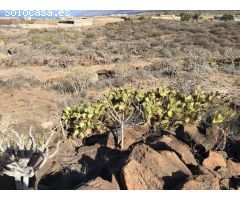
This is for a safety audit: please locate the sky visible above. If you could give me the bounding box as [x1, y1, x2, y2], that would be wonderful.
[0, 10, 144, 18]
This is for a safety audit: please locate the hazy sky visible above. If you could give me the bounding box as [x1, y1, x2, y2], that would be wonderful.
[0, 10, 142, 18]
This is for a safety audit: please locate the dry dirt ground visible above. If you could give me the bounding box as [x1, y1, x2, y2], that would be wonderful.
[0, 62, 144, 133]
[0, 17, 240, 135]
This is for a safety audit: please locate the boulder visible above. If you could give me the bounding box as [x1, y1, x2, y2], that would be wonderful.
[130, 144, 191, 189]
[216, 167, 233, 179]
[202, 151, 226, 171]
[76, 144, 128, 180]
[96, 69, 115, 80]
[38, 144, 127, 189]
[203, 125, 226, 151]
[107, 124, 149, 149]
[176, 124, 225, 151]
[176, 123, 204, 145]
[148, 135, 197, 166]
[121, 159, 164, 190]
[181, 173, 220, 190]
[227, 160, 240, 176]
[77, 176, 120, 190]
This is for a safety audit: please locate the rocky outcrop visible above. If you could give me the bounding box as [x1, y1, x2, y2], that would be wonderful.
[6, 123, 238, 190]
[122, 159, 164, 189]
[122, 144, 192, 189]
[176, 124, 225, 151]
[148, 135, 197, 166]
[202, 151, 227, 171]
[130, 144, 192, 176]
[107, 124, 149, 149]
[176, 123, 204, 145]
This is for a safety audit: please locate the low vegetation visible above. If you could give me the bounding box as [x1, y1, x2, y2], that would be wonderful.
[0, 75, 40, 89]
[221, 13, 234, 21]
[1, 16, 239, 71]
[62, 87, 236, 149]
[51, 70, 93, 95]
[180, 12, 192, 21]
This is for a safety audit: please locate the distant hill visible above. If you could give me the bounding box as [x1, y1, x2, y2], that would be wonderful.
[72, 10, 146, 16]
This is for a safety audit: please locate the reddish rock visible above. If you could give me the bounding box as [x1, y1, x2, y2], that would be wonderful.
[202, 151, 226, 171]
[216, 167, 233, 179]
[176, 124, 225, 151]
[121, 159, 164, 190]
[77, 176, 120, 190]
[227, 160, 240, 176]
[176, 123, 204, 145]
[124, 124, 149, 147]
[129, 144, 191, 189]
[181, 180, 206, 190]
[181, 173, 220, 190]
[203, 125, 226, 151]
[130, 144, 192, 176]
[107, 124, 149, 149]
[151, 135, 197, 166]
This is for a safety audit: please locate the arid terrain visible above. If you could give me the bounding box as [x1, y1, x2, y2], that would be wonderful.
[0, 11, 240, 190]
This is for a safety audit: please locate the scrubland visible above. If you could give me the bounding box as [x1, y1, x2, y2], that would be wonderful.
[0, 15, 240, 190]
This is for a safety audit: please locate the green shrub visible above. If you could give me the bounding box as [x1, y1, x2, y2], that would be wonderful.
[138, 16, 145, 20]
[62, 87, 236, 140]
[62, 102, 107, 139]
[220, 14, 234, 21]
[180, 12, 191, 22]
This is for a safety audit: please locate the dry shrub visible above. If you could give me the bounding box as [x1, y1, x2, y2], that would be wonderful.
[1, 17, 240, 70]
[0, 74, 40, 89]
[51, 70, 94, 95]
